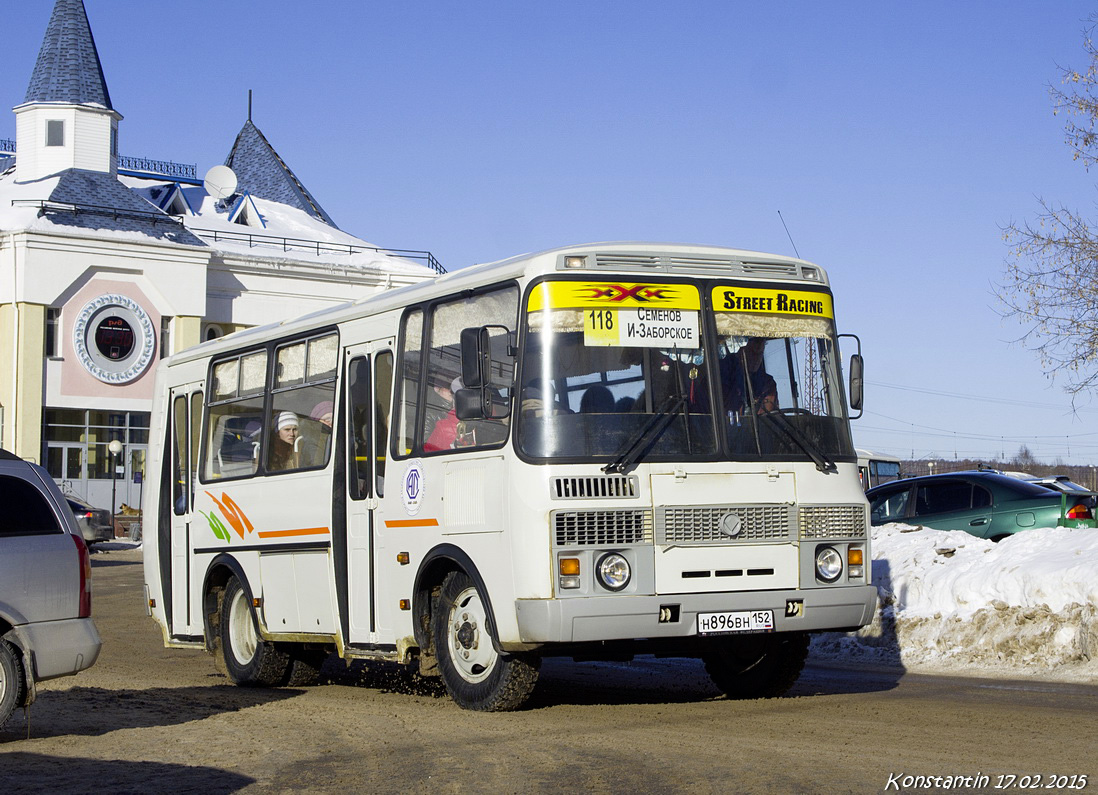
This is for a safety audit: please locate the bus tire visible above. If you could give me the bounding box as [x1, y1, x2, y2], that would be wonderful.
[432, 571, 539, 712]
[0, 640, 27, 729]
[702, 632, 809, 699]
[219, 576, 290, 687]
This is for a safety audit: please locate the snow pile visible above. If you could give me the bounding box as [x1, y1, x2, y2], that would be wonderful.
[811, 524, 1098, 681]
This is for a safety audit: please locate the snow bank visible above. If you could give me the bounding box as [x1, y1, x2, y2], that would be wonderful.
[811, 523, 1098, 682]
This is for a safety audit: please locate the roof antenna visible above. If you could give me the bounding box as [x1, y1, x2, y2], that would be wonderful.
[248, 89, 252, 121]
[777, 210, 801, 259]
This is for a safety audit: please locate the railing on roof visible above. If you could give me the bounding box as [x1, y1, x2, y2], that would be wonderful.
[7, 197, 446, 275]
[10, 199, 186, 225]
[189, 227, 446, 274]
[117, 155, 197, 181]
[0, 139, 15, 154]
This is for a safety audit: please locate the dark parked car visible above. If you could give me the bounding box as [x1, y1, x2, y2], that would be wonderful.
[66, 496, 113, 545]
[866, 471, 1097, 540]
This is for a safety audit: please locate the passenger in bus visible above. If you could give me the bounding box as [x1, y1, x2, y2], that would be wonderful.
[269, 411, 301, 470]
[724, 337, 778, 417]
[520, 381, 566, 417]
[424, 377, 462, 451]
[310, 401, 334, 429]
[305, 400, 335, 464]
[580, 385, 615, 413]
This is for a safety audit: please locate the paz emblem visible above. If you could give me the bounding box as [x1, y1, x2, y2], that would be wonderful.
[719, 512, 742, 538]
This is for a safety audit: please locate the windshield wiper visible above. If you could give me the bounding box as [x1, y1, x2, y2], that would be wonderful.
[603, 394, 687, 474]
[757, 409, 836, 473]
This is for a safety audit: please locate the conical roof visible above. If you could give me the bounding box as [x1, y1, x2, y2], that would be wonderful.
[24, 0, 113, 109]
[225, 120, 337, 228]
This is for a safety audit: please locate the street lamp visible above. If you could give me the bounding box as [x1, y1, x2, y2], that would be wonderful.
[108, 439, 123, 532]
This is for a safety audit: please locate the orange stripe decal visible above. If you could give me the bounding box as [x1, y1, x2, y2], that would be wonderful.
[384, 518, 440, 528]
[256, 527, 330, 538]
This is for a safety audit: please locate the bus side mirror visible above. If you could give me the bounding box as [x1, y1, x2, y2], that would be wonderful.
[848, 353, 864, 413]
[459, 325, 513, 420]
[460, 326, 490, 389]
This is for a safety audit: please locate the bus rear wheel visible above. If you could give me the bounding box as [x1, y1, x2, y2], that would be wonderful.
[702, 632, 809, 699]
[432, 571, 539, 712]
[220, 576, 290, 687]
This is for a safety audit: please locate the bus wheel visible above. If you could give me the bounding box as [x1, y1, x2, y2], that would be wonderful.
[0, 640, 27, 729]
[702, 632, 809, 699]
[432, 571, 539, 711]
[220, 576, 290, 687]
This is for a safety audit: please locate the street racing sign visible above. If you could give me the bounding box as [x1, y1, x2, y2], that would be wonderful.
[712, 286, 833, 319]
[527, 281, 701, 348]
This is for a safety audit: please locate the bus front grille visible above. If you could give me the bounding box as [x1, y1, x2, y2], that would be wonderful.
[655, 505, 792, 544]
[553, 509, 653, 546]
[798, 505, 868, 539]
[551, 475, 638, 500]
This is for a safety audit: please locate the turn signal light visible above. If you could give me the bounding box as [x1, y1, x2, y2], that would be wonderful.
[847, 548, 864, 566]
[559, 558, 580, 576]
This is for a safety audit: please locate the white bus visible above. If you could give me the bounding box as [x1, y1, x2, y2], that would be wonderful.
[142, 242, 876, 711]
[856, 449, 903, 491]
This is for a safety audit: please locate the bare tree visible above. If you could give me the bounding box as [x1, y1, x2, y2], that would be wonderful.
[1001, 17, 1098, 395]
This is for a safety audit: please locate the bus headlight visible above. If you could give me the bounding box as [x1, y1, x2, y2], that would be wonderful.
[595, 552, 631, 591]
[815, 546, 843, 583]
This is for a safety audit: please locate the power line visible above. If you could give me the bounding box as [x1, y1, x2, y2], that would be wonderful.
[866, 380, 1098, 413]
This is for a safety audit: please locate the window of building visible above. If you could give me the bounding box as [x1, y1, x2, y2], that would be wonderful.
[46, 120, 64, 147]
[160, 316, 172, 359]
[45, 308, 61, 358]
[42, 409, 150, 483]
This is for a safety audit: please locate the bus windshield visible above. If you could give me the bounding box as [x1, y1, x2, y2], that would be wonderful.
[517, 279, 854, 464]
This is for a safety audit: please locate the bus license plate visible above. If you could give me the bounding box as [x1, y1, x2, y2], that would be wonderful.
[697, 609, 774, 635]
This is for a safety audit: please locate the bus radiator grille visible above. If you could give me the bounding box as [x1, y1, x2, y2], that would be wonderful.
[798, 505, 868, 539]
[553, 509, 653, 546]
[551, 475, 638, 500]
[655, 505, 791, 544]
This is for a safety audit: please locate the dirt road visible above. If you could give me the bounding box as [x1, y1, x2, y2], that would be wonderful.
[2, 544, 1096, 793]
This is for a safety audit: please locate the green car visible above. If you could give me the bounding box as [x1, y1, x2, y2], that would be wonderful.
[866, 471, 1097, 540]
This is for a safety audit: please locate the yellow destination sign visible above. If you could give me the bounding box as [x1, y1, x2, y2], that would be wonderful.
[528, 281, 700, 312]
[712, 286, 833, 319]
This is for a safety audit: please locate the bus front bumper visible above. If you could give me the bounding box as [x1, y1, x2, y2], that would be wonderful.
[514, 585, 878, 644]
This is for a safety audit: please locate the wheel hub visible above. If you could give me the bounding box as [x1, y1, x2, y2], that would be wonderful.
[456, 619, 477, 650]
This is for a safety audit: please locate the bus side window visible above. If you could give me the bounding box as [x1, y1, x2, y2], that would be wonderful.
[348, 356, 371, 501]
[375, 351, 393, 497]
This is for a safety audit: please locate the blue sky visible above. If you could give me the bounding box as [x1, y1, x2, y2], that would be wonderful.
[5, 1, 1098, 466]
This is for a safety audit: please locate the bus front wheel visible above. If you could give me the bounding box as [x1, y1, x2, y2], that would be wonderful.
[432, 571, 539, 711]
[219, 576, 290, 687]
[702, 632, 809, 699]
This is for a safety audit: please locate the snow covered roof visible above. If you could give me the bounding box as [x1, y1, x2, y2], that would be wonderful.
[0, 164, 438, 278]
[44, 169, 203, 245]
[225, 120, 336, 228]
[23, 0, 113, 110]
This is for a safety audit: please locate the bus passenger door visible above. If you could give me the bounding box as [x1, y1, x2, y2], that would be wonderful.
[168, 384, 203, 637]
[343, 344, 393, 644]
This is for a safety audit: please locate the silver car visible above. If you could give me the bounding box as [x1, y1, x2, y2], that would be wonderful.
[66, 495, 114, 545]
[0, 450, 102, 730]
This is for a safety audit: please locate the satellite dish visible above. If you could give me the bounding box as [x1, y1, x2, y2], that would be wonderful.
[203, 165, 238, 200]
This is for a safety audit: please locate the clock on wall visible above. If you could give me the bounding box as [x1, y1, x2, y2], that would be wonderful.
[72, 294, 156, 383]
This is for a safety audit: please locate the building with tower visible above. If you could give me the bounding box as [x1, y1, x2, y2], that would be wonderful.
[0, 0, 439, 511]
